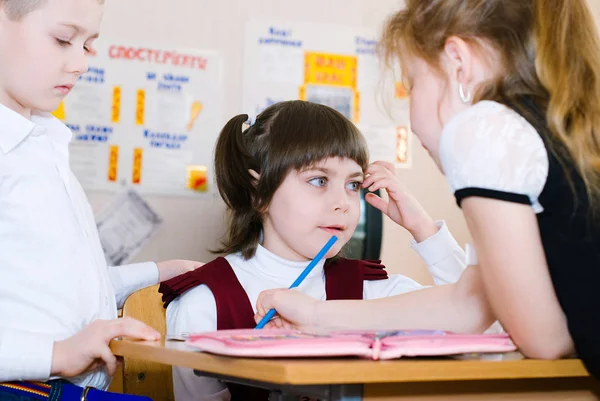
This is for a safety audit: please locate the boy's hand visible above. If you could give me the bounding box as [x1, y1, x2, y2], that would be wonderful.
[157, 259, 204, 282]
[51, 317, 160, 378]
[362, 161, 438, 242]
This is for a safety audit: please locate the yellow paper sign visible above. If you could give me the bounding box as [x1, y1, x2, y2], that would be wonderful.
[132, 148, 143, 184]
[304, 52, 357, 88]
[396, 126, 409, 164]
[51, 101, 66, 121]
[353, 92, 360, 124]
[298, 86, 306, 100]
[395, 82, 409, 99]
[135, 89, 145, 126]
[186, 101, 203, 131]
[187, 165, 208, 192]
[112, 86, 121, 123]
[108, 146, 119, 182]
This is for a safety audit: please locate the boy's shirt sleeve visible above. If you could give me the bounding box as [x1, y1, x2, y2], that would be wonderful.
[0, 328, 53, 381]
[108, 262, 159, 309]
[410, 220, 467, 285]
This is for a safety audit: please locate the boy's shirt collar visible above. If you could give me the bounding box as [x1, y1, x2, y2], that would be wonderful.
[0, 103, 35, 154]
[0, 103, 72, 154]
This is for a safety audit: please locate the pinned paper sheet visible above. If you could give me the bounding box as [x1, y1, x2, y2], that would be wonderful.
[107, 145, 119, 182]
[135, 89, 146, 125]
[395, 126, 410, 166]
[186, 101, 203, 131]
[65, 83, 111, 123]
[395, 82, 409, 99]
[258, 45, 304, 84]
[52, 101, 66, 121]
[96, 189, 162, 265]
[358, 124, 413, 168]
[57, 40, 221, 196]
[132, 148, 143, 184]
[304, 52, 357, 88]
[300, 51, 360, 122]
[187, 165, 208, 192]
[111, 86, 121, 123]
[301, 85, 355, 121]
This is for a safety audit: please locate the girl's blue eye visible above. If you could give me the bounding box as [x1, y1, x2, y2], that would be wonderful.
[308, 177, 327, 187]
[346, 181, 361, 191]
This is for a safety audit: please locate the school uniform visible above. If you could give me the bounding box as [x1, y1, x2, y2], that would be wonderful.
[0, 104, 158, 399]
[439, 97, 600, 378]
[160, 227, 465, 401]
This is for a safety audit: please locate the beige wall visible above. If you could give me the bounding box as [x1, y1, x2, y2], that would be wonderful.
[88, 0, 600, 285]
[89, 0, 419, 275]
[589, 0, 600, 25]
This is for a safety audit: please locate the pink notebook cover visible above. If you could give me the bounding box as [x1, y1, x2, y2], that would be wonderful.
[185, 329, 517, 360]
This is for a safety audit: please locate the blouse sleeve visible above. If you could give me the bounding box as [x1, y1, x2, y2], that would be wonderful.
[439, 101, 549, 213]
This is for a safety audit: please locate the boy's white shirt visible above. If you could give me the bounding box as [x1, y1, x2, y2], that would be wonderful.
[0, 104, 159, 388]
[167, 222, 466, 401]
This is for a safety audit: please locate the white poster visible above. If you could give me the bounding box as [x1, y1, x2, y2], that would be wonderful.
[242, 20, 411, 167]
[56, 41, 223, 195]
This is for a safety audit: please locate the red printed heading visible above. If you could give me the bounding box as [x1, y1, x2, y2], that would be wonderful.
[108, 46, 208, 70]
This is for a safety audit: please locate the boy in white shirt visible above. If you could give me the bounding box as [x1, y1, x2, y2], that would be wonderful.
[0, 0, 202, 399]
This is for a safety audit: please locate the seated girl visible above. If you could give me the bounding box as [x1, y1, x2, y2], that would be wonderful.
[159, 100, 472, 401]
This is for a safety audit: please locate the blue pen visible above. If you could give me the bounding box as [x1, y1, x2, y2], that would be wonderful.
[255, 235, 338, 329]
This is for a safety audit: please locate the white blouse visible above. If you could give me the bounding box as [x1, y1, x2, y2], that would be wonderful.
[439, 100, 549, 213]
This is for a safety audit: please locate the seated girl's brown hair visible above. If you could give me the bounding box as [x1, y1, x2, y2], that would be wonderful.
[214, 100, 368, 259]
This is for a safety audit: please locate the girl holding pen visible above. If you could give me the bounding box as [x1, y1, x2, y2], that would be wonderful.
[158, 100, 478, 401]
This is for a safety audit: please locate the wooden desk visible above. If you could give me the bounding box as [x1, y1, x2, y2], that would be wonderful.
[111, 339, 600, 400]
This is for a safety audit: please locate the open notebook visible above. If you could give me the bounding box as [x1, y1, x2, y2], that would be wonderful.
[185, 329, 517, 360]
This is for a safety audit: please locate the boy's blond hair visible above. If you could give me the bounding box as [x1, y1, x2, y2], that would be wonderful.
[0, 0, 104, 20]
